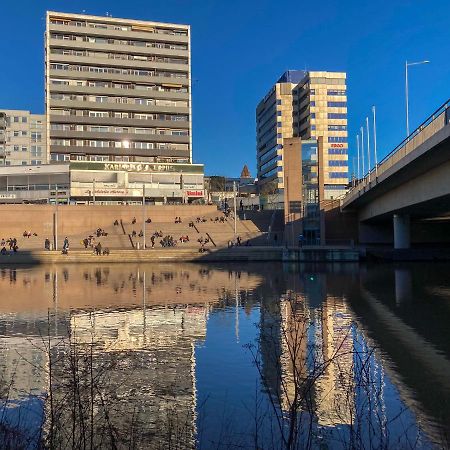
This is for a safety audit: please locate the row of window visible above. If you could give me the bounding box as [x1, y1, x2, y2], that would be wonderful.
[6, 132, 45, 143]
[50, 33, 188, 51]
[328, 125, 347, 131]
[50, 123, 188, 136]
[328, 136, 348, 143]
[50, 93, 188, 108]
[1, 160, 42, 166]
[260, 155, 281, 172]
[327, 90, 346, 96]
[328, 101, 347, 108]
[51, 48, 188, 65]
[50, 78, 188, 93]
[6, 116, 27, 124]
[50, 139, 188, 151]
[50, 153, 189, 164]
[50, 19, 188, 36]
[328, 148, 348, 154]
[327, 113, 347, 119]
[328, 160, 348, 167]
[329, 172, 349, 178]
[260, 166, 282, 179]
[50, 108, 188, 122]
[7, 145, 43, 155]
[50, 63, 188, 79]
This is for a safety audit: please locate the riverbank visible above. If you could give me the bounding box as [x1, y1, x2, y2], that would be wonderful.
[0, 246, 359, 265]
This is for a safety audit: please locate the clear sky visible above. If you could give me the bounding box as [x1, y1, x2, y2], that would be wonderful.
[1, 0, 449, 177]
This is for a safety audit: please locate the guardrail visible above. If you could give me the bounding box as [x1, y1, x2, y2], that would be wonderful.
[345, 99, 450, 204]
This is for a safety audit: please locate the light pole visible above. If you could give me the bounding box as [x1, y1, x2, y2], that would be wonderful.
[360, 126, 365, 177]
[372, 106, 378, 177]
[233, 181, 237, 243]
[366, 116, 371, 176]
[356, 134, 361, 179]
[405, 60, 430, 137]
[142, 184, 146, 250]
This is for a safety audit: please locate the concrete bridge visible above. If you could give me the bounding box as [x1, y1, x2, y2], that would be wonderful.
[343, 99, 450, 249]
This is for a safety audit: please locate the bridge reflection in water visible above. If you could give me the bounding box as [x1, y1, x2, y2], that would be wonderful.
[0, 262, 448, 448]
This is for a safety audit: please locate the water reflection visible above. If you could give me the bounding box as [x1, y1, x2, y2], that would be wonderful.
[0, 262, 448, 448]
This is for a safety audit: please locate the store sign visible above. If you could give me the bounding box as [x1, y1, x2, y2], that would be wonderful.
[70, 161, 204, 174]
[72, 187, 139, 197]
[0, 193, 16, 199]
[185, 190, 204, 197]
[330, 143, 345, 148]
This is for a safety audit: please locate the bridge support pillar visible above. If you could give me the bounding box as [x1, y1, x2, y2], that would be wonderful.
[393, 214, 410, 249]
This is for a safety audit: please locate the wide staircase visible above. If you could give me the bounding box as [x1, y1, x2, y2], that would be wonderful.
[0, 208, 282, 252]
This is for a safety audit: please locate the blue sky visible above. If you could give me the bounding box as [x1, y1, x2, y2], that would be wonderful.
[1, 0, 449, 176]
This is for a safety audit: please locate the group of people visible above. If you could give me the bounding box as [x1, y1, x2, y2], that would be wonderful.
[174, 217, 183, 224]
[81, 235, 97, 249]
[0, 237, 18, 255]
[159, 235, 176, 247]
[95, 228, 108, 238]
[195, 217, 208, 223]
[179, 235, 189, 243]
[22, 231, 37, 238]
[228, 236, 248, 248]
[211, 216, 227, 223]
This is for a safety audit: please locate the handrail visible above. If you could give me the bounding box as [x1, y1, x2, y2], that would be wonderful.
[346, 98, 450, 201]
[379, 98, 449, 166]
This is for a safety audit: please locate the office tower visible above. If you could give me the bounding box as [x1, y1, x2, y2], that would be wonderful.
[256, 70, 348, 200]
[45, 11, 192, 164]
[0, 110, 47, 166]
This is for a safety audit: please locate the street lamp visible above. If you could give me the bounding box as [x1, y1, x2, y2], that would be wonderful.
[405, 60, 430, 137]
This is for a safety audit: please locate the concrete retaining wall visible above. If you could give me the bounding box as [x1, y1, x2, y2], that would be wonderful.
[0, 247, 359, 265]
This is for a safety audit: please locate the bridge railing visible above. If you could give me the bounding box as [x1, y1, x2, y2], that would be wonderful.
[345, 99, 450, 204]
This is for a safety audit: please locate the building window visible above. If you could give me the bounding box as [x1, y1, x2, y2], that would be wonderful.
[277, 100, 282, 105]
[328, 148, 348, 154]
[22, 146, 27, 152]
[327, 90, 346, 96]
[328, 160, 348, 166]
[328, 101, 347, 108]
[277, 111, 282, 116]
[22, 117, 27, 123]
[277, 122, 282, 127]
[328, 136, 348, 143]
[329, 172, 349, 178]
[328, 113, 347, 119]
[328, 125, 347, 131]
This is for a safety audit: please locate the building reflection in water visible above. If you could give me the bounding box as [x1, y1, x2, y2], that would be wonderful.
[0, 262, 445, 448]
[259, 268, 394, 445]
[0, 264, 262, 448]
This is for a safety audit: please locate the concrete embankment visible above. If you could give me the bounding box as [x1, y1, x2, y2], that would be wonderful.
[0, 246, 359, 265]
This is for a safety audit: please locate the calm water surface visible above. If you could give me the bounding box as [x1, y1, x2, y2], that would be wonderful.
[0, 262, 449, 449]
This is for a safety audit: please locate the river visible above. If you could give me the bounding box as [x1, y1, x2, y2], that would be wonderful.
[0, 261, 448, 449]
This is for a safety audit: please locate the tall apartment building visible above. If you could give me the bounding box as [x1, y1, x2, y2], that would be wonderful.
[45, 11, 192, 164]
[256, 70, 348, 200]
[0, 110, 47, 166]
[0, 113, 6, 165]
